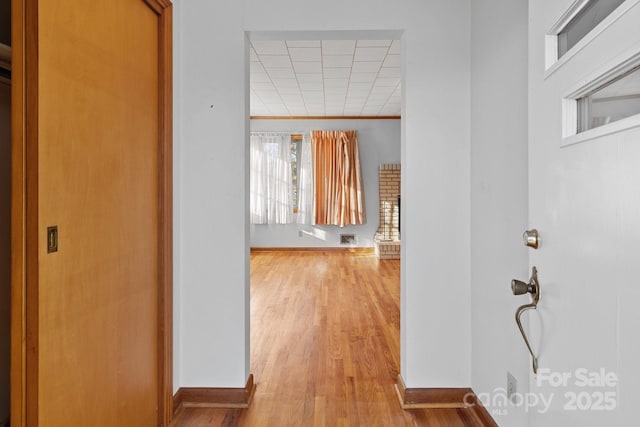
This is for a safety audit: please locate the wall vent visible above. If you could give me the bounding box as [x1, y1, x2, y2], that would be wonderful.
[340, 234, 356, 245]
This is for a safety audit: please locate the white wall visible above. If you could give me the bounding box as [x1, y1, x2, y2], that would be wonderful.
[250, 119, 400, 248]
[0, 80, 11, 422]
[529, 1, 640, 425]
[470, 0, 529, 425]
[174, 0, 471, 389]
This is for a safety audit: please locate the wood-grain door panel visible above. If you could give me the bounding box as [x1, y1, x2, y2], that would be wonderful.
[18, 0, 168, 424]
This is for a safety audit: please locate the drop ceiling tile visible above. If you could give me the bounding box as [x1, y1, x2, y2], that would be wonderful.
[289, 47, 321, 62]
[287, 40, 321, 48]
[267, 106, 290, 115]
[252, 41, 288, 55]
[307, 108, 325, 115]
[324, 79, 348, 88]
[271, 78, 298, 88]
[277, 86, 302, 95]
[345, 103, 365, 110]
[367, 94, 391, 103]
[260, 55, 292, 68]
[325, 93, 346, 101]
[293, 61, 322, 73]
[322, 40, 356, 55]
[389, 40, 401, 54]
[354, 47, 388, 61]
[259, 95, 284, 104]
[378, 67, 401, 78]
[357, 40, 392, 47]
[267, 68, 295, 79]
[352, 61, 382, 73]
[349, 73, 377, 83]
[383, 54, 401, 67]
[368, 90, 394, 100]
[250, 63, 266, 74]
[375, 78, 401, 87]
[299, 82, 324, 92]
[365, 100, 386, 107]
[322, 55, 353, 68]
[256, 86, 280, 95]
[348, 82, 374, 91]
[280, 93, 304, 102]
[252, 82, 276, 90]
[250, 72, 271, 83]
[323, 68, 351, 78]
[325, 97, 345, 103]
[249, 39, 402, 117]
[302, 93, 324, 102]
[346, 95, 367, 103]
[264, 101, 286, 108]
[297, 73, 323, 83]
[325, 88, 347, 97]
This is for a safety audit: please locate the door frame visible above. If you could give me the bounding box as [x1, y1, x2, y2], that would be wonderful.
[10, 0, 174, 425]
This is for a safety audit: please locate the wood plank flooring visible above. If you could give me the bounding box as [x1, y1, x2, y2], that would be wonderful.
[172, 251, 487, 426]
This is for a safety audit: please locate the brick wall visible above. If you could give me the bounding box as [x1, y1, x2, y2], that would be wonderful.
[375, 164, 400, 259]
[376, 164, 400, 241]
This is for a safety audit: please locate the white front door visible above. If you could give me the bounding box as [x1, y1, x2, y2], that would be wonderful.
[528, 1, 640, 426]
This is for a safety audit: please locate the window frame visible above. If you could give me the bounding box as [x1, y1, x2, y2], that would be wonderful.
[545, 0, 640, 78]
[562, 43, 640, 146]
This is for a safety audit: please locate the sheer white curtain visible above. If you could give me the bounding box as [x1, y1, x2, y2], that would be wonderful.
[296, 133, 314, 224]
[250, 132, 293, 224]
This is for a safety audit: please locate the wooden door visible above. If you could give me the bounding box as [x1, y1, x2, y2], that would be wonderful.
[11, 0, 173, 425]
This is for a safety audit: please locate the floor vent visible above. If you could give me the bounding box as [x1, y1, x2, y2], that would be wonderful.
[340, 234, 356, 245]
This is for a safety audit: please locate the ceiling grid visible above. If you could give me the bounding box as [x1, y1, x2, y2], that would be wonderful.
[250, 39, 401, 117]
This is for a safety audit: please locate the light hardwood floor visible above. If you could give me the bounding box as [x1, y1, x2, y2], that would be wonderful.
[172, 251, 487, 426]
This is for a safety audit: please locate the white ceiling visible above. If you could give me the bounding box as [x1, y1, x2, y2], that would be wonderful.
[250, 40, 401, 117]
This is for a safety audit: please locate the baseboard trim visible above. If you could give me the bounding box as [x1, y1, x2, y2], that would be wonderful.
[464, 392, 499, 427]
[394, 375, 471, 409]
[173, 374, 256, 413]
[251, 247, 374, 254]
[394, 375, 497, 426]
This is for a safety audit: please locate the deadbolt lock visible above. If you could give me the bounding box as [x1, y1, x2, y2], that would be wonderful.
[523, 229, 539, 249]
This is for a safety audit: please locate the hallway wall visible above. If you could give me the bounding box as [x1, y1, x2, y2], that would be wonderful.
[470, 0, 529, 425]
[174, 0, 471, 389]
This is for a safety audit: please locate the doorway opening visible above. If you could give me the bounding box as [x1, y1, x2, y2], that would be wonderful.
[246, 30, 403, 422]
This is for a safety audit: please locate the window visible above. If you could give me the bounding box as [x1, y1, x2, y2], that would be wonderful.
[558, 0, 625, 59]
[249, 132, 294, 224]
[545, 0, 635, 72]
[577, 64, 640, 132]
[290, 135, 300, 212]
[562, 50, 640, 146]
[250, 132, 313, 224]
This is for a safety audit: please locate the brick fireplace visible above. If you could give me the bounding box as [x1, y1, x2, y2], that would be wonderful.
[374, 164, 400, 259]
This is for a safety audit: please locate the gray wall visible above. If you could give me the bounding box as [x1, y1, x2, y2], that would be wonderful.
[470, 0, 529, 425]
[250, 118, 400, 248]
[0, 79, 10, 424]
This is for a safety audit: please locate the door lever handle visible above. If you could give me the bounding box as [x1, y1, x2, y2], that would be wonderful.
[512, 266, 540, 373]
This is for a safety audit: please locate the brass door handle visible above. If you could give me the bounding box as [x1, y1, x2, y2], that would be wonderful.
[512, 266, 540, 374]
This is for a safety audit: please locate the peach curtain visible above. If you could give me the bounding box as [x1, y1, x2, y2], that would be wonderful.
[311, 130, 366, 226]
